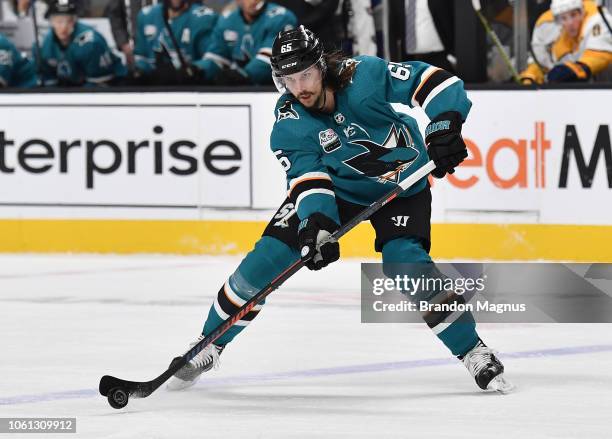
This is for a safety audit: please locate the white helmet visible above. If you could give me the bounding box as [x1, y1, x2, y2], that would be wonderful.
[550, 0, 583, 16]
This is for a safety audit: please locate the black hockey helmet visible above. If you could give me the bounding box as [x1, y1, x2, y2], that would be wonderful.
[270, 25, 324, 77]
[46, 0, 78, 16]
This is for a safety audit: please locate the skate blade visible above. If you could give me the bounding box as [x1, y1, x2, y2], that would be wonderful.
[487, 374, 515, 394]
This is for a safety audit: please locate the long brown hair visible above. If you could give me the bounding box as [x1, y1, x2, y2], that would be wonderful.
[323, 50, 357, 91]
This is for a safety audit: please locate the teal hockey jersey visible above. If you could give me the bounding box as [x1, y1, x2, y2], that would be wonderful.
[0, 32, 36, 87]
[199, 2, 296, 84]
[270, 55, 472, 225]
[35, 22, 126, 86]
[135, 3, 217, 74]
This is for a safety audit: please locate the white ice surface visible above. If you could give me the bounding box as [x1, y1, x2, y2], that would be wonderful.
[1, 254, 611, 439]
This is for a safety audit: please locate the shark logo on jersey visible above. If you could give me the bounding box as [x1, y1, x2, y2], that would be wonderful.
[319, 129, 341, 153]
[75, 31, 94, 47]
[57, 60, 73, 79]
[277, 101, 299, 122]
[343, 124, 418, 183]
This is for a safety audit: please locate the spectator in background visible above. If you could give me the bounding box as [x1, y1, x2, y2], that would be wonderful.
[347, 0, 378, 55]
[134, 0, 217, 84]
[34, 0, 127, 86]
[105, 0, 135, 67]
[12, 0, 48, 18]
[273, 0, 340, 50]
[103, 0, 157, 69]
[521, 0, 612, 83]
[198, 0, 296, 85]
[0, 31, 37, 87]
[6, 0, 92, 19]
[386, 0, 455, 71]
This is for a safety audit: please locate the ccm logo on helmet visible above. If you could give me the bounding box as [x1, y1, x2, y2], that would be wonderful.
[281, 61, 298, 69]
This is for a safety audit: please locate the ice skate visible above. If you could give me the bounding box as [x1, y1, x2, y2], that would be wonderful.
[167, 335, 224, 391]
[460, 340, 514, 393]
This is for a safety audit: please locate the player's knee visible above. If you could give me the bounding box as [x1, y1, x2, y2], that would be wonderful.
[233, 236, 299, 297]
[382, 237, 432, 264]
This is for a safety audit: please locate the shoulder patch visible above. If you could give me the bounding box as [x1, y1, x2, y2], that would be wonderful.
[267, 6, 287, 17]
[144, 24, 157, 37]
[224, 29, 239, 42]
[276, 101, 299, 122]
[75, 30, 95, 47]
[192, 5, 214, 17]
[0, 49, 12, 66]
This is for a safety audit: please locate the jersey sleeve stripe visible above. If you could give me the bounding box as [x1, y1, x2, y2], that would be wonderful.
[256, 54, 271, 64]
[87, 74, 115, 83]
[422, 76, 461, 111]
[411, 66, 440, 107]
[289, 178, 334, 201]
[414, 68, 455, 108]
[289, 172, 332, 191]
[258, 48, 272, 56]
[203, 52, 231, 67]
[564, 62, 589, 79]
[295, 188, 335, 212]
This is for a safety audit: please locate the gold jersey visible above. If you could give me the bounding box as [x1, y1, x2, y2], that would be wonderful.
[521, 0, 612, 83]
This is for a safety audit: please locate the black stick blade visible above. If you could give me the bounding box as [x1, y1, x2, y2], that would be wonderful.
[99, 375, 153, 399]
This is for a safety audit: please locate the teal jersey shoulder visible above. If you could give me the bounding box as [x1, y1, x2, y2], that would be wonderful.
[0, 32, 36, 87]
[198, 2, 296, 84]
[135, 3, 217, 73]
[37, 22, 126, 86]
[269, 55, 472, 218]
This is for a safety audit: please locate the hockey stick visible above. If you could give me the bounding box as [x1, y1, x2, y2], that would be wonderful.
[30, 0, 45, 87]
[597, 2, 612, 35]
[471, 0, 521, 84]
[161, 4, 195, 78]
[99, 159, 437, 409]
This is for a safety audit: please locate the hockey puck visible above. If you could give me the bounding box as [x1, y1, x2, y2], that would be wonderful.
[107, 387, 129, 409]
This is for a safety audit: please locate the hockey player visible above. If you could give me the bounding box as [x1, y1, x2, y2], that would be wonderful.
[133, 0, 218, 85]
[167, 26, 512, 393]
[0, 32, 37, 88]
[198, 0, 297, 85]
[35, 0, 127, 86]
[520, 0, 612, 84]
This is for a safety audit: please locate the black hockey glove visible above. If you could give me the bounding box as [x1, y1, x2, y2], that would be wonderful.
[298, 213, 340, 271]
[425, 111, 468, 179]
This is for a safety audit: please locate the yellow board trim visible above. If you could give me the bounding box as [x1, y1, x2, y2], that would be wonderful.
[0, 220, 611, 261]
